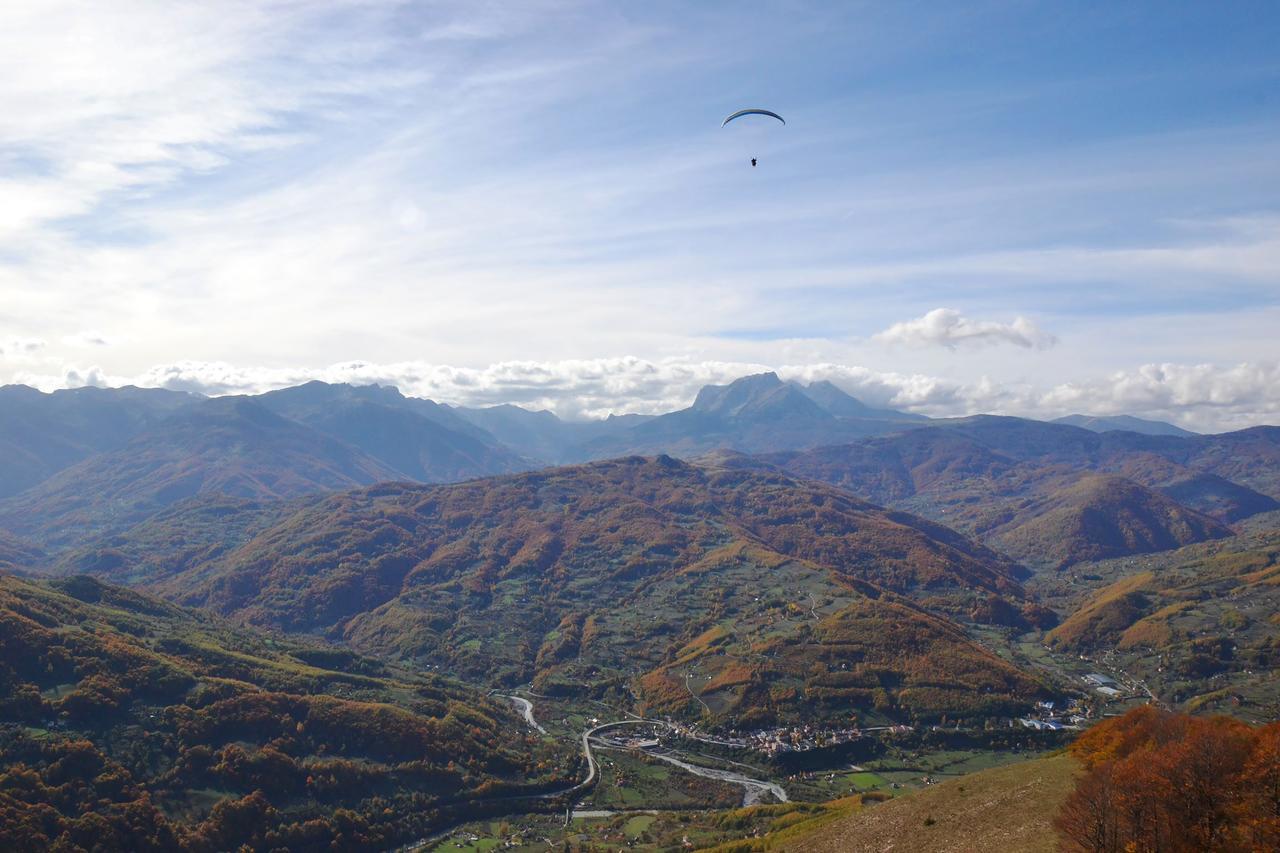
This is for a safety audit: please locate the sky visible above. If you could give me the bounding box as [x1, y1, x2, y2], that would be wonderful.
[1, 1, 1278, 430]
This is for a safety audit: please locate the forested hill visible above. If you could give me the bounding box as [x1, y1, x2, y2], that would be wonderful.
[59, 455, 1056, 728]
[0, 573, 572, 852]
[768, 417, 1279, 568]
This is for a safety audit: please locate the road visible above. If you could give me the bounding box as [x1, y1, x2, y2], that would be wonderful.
[501, 694, 547, 734]
[586, 719, 788, 806]
[404, 700, 788, 850]
[638, 747, 787, 805]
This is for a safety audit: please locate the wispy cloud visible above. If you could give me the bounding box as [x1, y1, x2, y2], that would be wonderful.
[0, 1, 427, 245]
[1, 2, 1277, 426]
[60, 332, 113, 348]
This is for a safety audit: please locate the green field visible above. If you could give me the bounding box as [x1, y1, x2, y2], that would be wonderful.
[846, 771, 887, 790]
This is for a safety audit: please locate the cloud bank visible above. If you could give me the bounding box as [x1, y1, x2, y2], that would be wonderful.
[10, 356, 1279, 433]
[874, 308, 1057, 350]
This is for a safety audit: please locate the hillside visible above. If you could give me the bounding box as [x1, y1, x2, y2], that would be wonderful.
[780, 753, 1076, 853]
[0, 531, 42, 572]
[0, 574, 572, 852]
[0, 398, 401, 550]
[0, 384, 198, 498]
[941, 417, 1280, 499]
[256, 382, 532, 480]
[1170, 425, 1280, 499]
[769, 419, 1274, 569]
[52, 493, 312, 588]
[1039, 518, 1280, 719]
[1156, 472, 1280, 523]
[989, 474, 1231, 569]
[75, 456, 1053, 727]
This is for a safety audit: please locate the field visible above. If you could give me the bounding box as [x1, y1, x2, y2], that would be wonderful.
[779, 753, 1078, 853]
[426, 800, 864, 852]
[781, 745, 1052, 801]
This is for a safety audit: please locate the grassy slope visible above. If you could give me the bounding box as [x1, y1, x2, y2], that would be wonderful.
[0, 531, 42, 572]
[779, 753, 1076, 853]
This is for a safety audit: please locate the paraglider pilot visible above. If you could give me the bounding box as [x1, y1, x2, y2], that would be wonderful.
[721, 109, 783, 169]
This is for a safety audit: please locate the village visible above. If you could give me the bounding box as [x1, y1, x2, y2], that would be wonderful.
[663, 720, 910, 756]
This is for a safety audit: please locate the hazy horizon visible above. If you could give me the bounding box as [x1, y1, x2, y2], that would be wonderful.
[3, 1, 1278, 430]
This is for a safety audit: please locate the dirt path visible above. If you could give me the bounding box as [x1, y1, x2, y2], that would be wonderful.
[501, 694, 547, 734]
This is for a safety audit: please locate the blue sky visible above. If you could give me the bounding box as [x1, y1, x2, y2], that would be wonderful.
[1, 1, 1278, 428]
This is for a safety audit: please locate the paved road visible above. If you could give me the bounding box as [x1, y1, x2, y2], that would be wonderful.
[403, 704, 787, 850]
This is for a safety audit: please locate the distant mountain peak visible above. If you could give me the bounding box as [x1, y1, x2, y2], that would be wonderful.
[1053, 413, 1195, 437]
[690, 372, 828, 420]
[286, 379, 408, 405]
[794, 379, 925, 421]
[691, 372, 782, 411]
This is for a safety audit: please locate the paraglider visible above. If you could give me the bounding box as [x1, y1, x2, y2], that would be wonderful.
[721, 108, 785, 127]
[722, 108, 784, 167]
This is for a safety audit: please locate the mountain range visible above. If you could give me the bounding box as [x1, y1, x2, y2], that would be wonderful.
[2, 372, 1278, 848]
[1052, 413, 1196, 437]
[767, 415, 1279, 568]
[2, 373, 1273, 574]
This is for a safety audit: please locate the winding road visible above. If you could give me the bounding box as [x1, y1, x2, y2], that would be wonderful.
[584, 718, 788, 806]
[404, 698, 787, 850]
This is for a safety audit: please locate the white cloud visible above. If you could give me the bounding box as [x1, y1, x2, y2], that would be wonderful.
[874, 308, 1057, 351]
[1040, 362, 1280, 432]
[11, 356, 1280, 432]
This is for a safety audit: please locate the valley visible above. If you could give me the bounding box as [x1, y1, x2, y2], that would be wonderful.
[0, 375, 1277, 850]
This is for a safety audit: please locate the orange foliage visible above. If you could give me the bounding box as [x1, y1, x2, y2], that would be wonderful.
[1056, 706, 1280, 852]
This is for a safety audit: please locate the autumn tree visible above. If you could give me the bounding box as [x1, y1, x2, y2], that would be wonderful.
[1056, 707, 1280, 853]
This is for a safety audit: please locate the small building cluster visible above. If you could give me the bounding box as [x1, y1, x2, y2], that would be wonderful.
[666, 721, 869, 755]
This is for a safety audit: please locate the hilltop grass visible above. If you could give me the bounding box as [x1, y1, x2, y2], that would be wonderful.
[776, 753, 1077, 853]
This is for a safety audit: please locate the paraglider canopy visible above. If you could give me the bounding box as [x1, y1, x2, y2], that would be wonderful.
[721, 108, 785, 127]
